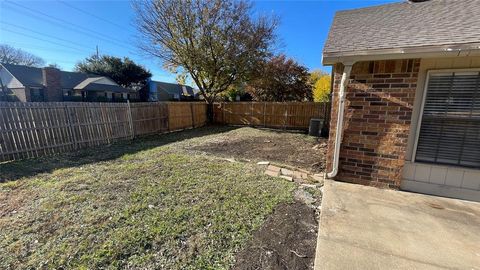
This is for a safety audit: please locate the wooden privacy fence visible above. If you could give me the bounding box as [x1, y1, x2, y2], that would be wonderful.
[213, 102, 330, 129]
[0, 102, 207, 162]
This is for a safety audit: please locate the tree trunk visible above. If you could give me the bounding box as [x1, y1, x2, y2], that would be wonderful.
[207, 103, 214, 123]
[201, 93, 216, 124]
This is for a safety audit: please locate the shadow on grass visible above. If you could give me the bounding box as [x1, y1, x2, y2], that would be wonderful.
[0, 125, 237, 182]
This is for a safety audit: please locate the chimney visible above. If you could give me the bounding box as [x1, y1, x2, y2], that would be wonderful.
[42, 67, 62, 101]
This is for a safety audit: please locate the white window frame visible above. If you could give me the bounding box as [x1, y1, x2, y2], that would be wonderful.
[412, 68, 480, 164]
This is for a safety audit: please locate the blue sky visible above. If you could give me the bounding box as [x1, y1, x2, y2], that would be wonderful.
[0, 0, 397, 84]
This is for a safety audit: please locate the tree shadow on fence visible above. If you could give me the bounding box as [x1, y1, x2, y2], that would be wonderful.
[0, 125, 237, 182]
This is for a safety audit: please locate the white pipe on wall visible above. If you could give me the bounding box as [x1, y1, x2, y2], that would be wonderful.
[327, 64, 353, 179]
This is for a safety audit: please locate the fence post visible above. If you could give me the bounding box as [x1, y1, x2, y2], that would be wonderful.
[324, 102, 330, 125]
[166, 103, 171, 131]
[263, 102, 267, 127]
[0, 104, 7, 161]
[190, 102, 195, 128]
[250, 102, 254, 126]
[222, 103, 226, 124]
[157, 103, 163, 134]
[64, 104, 78, 150]
[127, 100, 135, 139]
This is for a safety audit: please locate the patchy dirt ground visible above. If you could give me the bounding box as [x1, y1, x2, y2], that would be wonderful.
[184, 126, 325, 270]
[190, 127, 328, 173]
[0, 126, 325, 269]
[233, 190, 320, 270]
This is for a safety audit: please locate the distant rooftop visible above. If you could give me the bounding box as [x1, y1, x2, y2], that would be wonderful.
[1, 63, 129, 92]
[151, 80, 195, 96]
[0, 63, 45, 87]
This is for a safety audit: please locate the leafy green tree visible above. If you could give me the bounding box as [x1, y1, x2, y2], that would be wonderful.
[75, 55, 151, 89]
[133, 0, 277, 105]
[246, 54, 312, 102]
[310, 70, 331, 102]
[309, 70, 324, 85]
[75, 55, 152, 100]
[175, 72, 188, 85]
[221, 84, 251, 101]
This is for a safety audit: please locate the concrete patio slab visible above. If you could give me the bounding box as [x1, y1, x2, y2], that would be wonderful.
[315, 180, 480, 270]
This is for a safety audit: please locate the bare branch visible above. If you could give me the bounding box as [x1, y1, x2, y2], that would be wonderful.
[0, 44, 45, 67]
[133, 0, 277, 104]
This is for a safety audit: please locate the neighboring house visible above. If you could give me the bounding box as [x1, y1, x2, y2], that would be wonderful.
[0, 63, 137, 102]
[323, 0, 480, 201]
[148, 80, 200, 101]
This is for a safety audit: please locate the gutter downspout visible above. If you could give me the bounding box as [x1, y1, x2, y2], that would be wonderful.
[327, 63, 353, 178]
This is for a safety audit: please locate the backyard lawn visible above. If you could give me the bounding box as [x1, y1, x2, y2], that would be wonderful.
[0, 126, 325, 269]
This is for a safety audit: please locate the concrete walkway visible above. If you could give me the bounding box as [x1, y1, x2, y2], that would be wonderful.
[315, 180, 480, 270]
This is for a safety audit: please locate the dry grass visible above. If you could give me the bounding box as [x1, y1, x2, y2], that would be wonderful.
[0, 126, 322, 269]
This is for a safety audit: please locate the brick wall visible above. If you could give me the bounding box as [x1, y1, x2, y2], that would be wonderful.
[326, 59, 420, 188]
[42, 67, 62, 102]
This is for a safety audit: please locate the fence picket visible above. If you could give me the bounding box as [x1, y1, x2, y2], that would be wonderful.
[213, 102, 330, 130]
[0, 101, 326, 162]
[0, 101, 208, 162]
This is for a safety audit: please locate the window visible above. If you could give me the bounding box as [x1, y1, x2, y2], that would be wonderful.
[30, 87, 44, 102]
[63, 89, 72, 96]
[415, 71, 480, 168]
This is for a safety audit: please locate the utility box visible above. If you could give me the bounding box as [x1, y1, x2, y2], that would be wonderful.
[309, 118, 324, 137]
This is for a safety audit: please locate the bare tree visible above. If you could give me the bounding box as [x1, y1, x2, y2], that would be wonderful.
[133, 0, 277, 105]
[0, 44, 45, 67]
[47, 63, 61, 69]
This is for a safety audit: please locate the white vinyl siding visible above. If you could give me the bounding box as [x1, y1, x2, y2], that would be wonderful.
[415, 71, 480, 169]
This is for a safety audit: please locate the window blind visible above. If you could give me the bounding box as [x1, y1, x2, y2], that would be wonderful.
[415, 72, 480, 168]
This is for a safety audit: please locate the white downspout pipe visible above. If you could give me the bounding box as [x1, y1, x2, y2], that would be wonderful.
[327, 63, 353, 178]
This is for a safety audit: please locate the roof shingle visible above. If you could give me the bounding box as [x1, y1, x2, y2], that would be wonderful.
[323, 0, 480, 55]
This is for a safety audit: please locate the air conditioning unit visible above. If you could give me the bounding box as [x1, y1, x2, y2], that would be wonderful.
[309, 118, 324, 137]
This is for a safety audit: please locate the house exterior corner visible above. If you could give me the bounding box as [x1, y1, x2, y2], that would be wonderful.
[326, 59, 420, 189]
[322, 0, 480, 201]
[326, 56, 480, 201]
